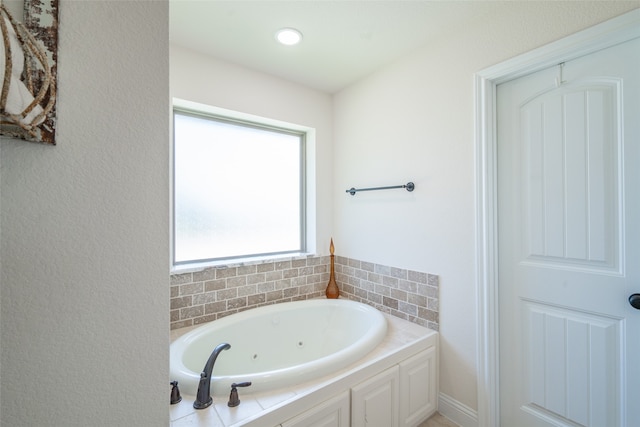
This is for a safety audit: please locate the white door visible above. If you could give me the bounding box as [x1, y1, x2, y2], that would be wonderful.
[497, 37, 640, 427]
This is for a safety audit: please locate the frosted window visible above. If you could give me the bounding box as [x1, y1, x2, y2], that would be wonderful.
[173, 110, 305, 265]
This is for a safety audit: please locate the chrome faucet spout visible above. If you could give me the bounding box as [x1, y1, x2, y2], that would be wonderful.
[193, 342, 231, 409]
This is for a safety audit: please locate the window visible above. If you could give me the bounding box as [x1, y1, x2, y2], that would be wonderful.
[172, 105, 307, 267]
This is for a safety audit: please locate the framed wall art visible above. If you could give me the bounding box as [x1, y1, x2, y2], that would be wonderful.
[0, 0, 58, 145]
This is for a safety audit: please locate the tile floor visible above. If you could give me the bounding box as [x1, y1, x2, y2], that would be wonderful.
[419, 412, 459, 427]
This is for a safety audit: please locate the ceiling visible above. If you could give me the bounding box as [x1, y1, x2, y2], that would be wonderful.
[169, 1, 502, 94]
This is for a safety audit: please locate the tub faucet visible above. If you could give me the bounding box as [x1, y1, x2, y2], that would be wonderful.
[193, 342, 231, 409]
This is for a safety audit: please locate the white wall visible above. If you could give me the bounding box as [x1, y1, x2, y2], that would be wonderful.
[170, 45, 335, 255]
[0, 2, 169, 426]
[333, 1, 638, 421]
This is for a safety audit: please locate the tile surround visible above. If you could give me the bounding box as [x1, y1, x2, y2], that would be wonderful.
[170, 256, 439, 331]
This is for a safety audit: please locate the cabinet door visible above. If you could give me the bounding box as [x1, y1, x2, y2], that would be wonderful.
[281, 390, 350, 427]
[399, 347, 437, 427]
[352, 365, 400, 427]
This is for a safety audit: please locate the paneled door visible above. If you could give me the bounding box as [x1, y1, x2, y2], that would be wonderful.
[497, 37, 640, 426]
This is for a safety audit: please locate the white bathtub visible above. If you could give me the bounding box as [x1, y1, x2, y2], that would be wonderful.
[169, 299, 388, 396]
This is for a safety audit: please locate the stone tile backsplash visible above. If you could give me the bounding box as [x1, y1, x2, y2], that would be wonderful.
[335, 256, 439, 330]
[170, 255, 439, 331]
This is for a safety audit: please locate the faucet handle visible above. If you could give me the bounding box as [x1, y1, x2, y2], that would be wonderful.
[228, 382, 252, 407]
[170, 381, 182, 404]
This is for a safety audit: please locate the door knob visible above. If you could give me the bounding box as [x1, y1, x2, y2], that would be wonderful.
[629, 294, 640, 310]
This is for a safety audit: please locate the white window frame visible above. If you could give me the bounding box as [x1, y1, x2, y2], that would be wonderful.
[171, 98, 316, 271]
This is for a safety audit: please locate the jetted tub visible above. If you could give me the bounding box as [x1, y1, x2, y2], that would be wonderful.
[170, 299, 387, 396]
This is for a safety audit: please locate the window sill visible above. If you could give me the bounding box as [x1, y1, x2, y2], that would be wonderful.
[170, 252, 317, 275]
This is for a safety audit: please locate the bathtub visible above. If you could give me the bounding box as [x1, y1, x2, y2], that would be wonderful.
[170, 299, 388, 396]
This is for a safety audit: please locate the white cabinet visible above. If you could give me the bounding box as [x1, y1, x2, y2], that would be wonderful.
[399, 347, 437, 427]
[281, 390, 350, 427]
[351, 366, 400, 427]
[351, 348, 437, 427]
[279, 342, 437, 427]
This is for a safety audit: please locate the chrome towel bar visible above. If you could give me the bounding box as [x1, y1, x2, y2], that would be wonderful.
[346, 182, 414, 196]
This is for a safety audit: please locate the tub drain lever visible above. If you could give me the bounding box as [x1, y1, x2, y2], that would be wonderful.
[228, 382, 252, 407]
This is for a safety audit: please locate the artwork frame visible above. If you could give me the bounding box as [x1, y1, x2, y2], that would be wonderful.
[0, 0, 59, 145]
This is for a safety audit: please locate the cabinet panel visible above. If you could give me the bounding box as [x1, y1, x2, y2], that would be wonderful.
[281, 390, 350, 427]
[399, 347, 437, 427]
[352, 365, 400, 427]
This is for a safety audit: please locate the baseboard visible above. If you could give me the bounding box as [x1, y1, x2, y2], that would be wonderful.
[438, 392, 479, 427]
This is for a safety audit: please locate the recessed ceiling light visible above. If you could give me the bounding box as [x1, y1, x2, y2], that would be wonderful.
[275, 28, 302, 46]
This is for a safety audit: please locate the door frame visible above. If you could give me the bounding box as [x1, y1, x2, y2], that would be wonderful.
[474, 9, 640, 427]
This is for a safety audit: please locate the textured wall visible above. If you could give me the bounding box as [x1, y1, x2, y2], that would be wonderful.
[0, 2, 169, 425]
